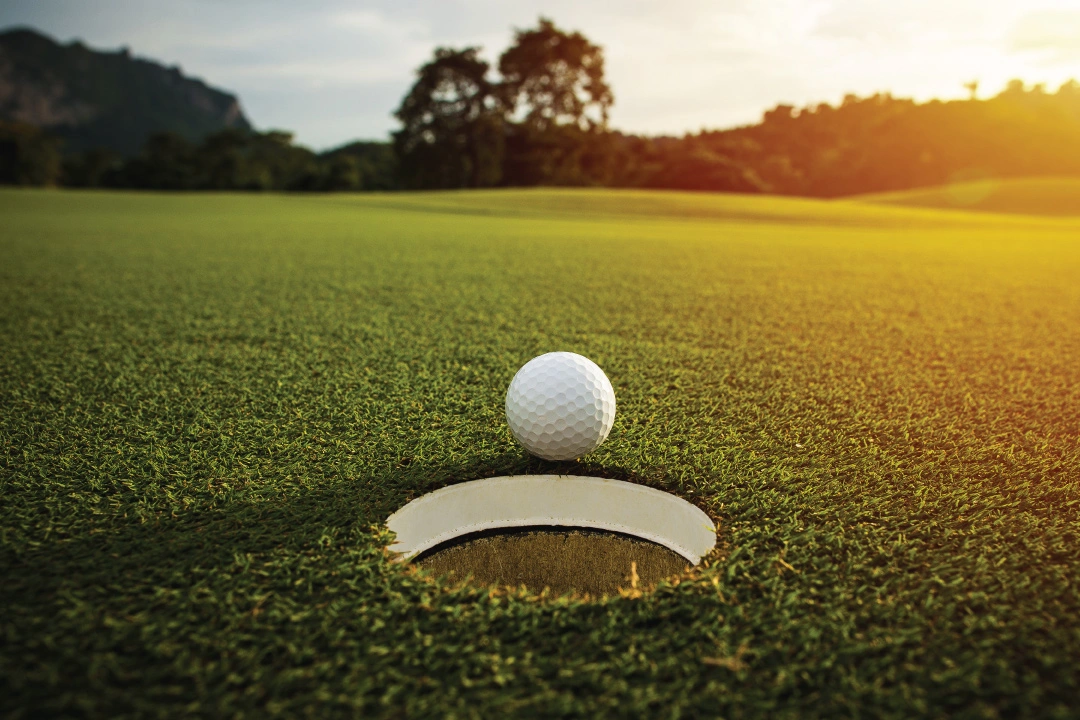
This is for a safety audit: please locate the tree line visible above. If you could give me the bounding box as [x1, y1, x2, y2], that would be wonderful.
[3, 18, 1080, 196]
[0, 124, 396, 191]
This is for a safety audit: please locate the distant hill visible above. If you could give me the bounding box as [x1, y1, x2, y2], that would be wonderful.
[854, 177, 1080, 217]
[0, 27, 251, 156]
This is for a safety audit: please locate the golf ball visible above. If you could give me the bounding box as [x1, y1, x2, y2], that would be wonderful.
[505, 352, 616, 461]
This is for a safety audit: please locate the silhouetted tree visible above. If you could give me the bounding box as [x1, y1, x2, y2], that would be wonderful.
[495, 18, 616, 186]
[123, 132, 198, 189]
[62, 148, 122, 187]
[322, 155, 363, 191]
[641, 139, 768, 193]
[322, 142, 397, 190]
[198, 129, 251, 189]
[1002, 79, 1027, 96]
[0, 122, 62, 186]
[393, 47, 504, 189]
[498, 18, 613, 132]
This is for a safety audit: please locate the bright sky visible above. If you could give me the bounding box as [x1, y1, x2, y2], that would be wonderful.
[2, 0, 1078, 150]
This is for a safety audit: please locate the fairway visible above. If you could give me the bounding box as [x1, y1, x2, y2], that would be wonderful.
[855, 177, 1080, 217]
[2, 187, 1079, 717]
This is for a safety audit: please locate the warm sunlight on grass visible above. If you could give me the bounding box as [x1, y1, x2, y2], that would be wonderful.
[854, 176, 1080, 216]
[4, 188, 1078, 716]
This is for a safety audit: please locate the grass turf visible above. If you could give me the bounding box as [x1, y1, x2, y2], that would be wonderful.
[2, 185, 1079, 717]
[854, 177, 1080, 217]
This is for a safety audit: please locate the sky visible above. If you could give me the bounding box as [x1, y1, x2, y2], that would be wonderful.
[2, 0, 1079, 151]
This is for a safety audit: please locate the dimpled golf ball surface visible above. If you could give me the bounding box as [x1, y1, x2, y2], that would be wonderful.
[505, 352, 616, 461]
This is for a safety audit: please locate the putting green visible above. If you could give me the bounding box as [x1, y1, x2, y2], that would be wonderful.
[2, 187, 1078, 717]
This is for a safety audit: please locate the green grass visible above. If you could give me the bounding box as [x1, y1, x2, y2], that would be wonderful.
[855, 176, 1080, 217]
[2, 188, 1079, 718]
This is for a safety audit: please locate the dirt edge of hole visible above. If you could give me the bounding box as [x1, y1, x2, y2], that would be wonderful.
[414, 527, 693, 597]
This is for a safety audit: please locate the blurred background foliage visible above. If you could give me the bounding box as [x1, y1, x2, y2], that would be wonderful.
[2, 18, 1079, 196]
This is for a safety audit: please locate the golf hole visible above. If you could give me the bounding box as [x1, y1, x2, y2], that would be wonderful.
[414, 527, 691, 596]
[386, 475, 716, 596]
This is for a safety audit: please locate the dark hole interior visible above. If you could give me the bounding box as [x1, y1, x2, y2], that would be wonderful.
[413, 526, 691, 596]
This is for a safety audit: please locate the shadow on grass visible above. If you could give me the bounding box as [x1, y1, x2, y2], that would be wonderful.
[3, 449, 659, 611]
[1, 447, 719, 718]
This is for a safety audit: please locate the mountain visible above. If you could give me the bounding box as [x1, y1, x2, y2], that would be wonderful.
[0, 27, 251, 156]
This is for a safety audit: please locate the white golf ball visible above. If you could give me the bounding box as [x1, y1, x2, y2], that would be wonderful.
[505, 352, 616, 461]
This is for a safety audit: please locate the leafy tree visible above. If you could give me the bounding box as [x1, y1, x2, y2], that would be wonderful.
[1002, 79, 1027, 96]
[197, 129, 251, 189]
[62, 149, 123, 187]
[393, 47, 504, 189]
[498, 18, 613, 132]
[494, 19, 615, 186]
[194, 129, 318, 190]
[248, 131, 319, 190]
[123, 132, 198, 189]
[0, 122, 62, 186]
[322, 155, 363, 191]
[641, 139, 768, 193]
[501, 124, 583, 186]
[321, 142, 398, 191]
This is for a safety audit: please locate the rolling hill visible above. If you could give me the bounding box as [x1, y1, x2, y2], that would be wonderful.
[854, 177, 1080, 217]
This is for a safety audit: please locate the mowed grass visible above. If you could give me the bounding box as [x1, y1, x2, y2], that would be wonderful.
[2, 186, 1079, 718]
[856, 176, 1080, 217]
